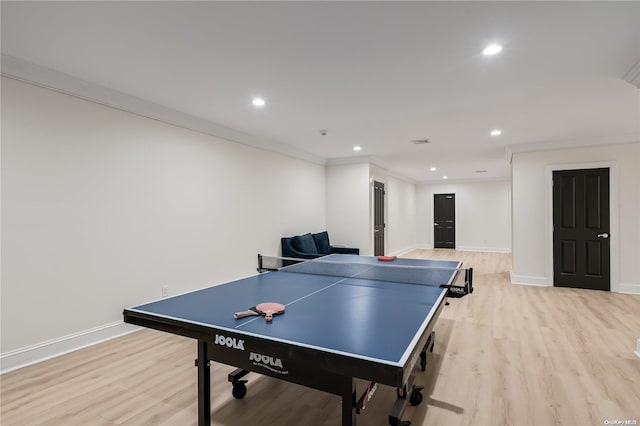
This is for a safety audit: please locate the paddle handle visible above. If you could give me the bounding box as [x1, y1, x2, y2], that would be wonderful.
[234, 310, 259, 319]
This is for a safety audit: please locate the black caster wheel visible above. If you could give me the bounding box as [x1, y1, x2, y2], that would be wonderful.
[409, 386, 424, 406]
[409, 390, 423, 406]
[232, 383, 247, 399]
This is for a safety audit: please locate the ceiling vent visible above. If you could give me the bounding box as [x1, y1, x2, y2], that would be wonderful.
[412, 139, 430, 145]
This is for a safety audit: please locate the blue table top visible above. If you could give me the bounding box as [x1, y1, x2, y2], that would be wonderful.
[128, 255, 461, 367]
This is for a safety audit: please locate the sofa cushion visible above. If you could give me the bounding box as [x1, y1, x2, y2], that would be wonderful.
[291, 233, 318, 254]
[313, 231, 332, 255]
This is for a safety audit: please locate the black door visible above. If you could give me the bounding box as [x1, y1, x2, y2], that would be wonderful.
[374, 181, 385, 256]
[553, 168, 610, 291]
[434, 193, 455, 249]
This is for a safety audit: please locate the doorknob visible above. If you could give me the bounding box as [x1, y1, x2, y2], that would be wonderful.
[597, 233, 609, 239]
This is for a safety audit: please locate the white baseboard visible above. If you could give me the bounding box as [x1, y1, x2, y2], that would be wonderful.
[510, 273, 552, 287]
[617, 282, 640, 295]
[411, 244, 434, 251]
[457, 246, 511, 253]
[0, 321, 140, 374]
[392, 245, 511, 256]
[390, 245, 425, 256]
[511, 275, 640, 295]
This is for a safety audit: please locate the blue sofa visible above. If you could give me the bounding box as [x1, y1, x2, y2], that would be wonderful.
[281, 231, 359, 259]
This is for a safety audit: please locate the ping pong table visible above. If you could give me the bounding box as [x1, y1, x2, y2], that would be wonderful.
[123, 254, 472, 425]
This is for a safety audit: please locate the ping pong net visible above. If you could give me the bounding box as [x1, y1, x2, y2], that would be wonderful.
[257, 254, 473, 297]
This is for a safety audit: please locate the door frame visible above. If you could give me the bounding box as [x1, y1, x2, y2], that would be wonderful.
[545, 161, 619, 292]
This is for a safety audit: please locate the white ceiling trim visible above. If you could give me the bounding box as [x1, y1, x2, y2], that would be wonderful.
[387, 171, 419, 186]
[505, 132, 640, 163]
[417, 176, 511, 186]
[326, 155, 389, 169]
[0, 54, 326, 166]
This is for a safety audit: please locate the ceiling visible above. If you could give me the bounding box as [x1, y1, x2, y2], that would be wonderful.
[2, 1, 639, 183]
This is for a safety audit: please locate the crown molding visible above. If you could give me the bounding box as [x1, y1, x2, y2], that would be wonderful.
[387, 170, 418, 185]
[325, 156, 421, 184]
[505, 133, 640, 163]
[1, 54, 326, 166]
[0, 57, 427, 179]
[325, 155, 390, 169]
[416, 176, 511, 185]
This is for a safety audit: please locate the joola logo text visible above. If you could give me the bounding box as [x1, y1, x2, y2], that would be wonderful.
[249, 352, 283, 368]
[214, 334, 244, 350]
[249, 352, 288, 375]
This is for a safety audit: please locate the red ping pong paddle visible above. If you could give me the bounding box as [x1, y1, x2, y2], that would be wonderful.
[378, 255, 397, 262]
[234, 302, 285, 322]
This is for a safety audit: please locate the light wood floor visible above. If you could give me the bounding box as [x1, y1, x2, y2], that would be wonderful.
[2, 250, 639, 425]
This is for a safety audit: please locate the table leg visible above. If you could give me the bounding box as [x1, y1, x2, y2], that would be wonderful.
[197, 340, 211, 426]
[340, 377, 356, 425]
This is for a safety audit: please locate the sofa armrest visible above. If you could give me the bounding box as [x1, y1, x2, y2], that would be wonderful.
[291, 252, 324, 259]
[281, 237, 324, 259]
[331, 246, 360, 255]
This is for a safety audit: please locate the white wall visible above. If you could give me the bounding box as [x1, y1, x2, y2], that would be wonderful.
[511, 142, 640, 294]
[417, 180, 512, 252]
[326, 163, 370, 254]
[6, 74, 635, 374]
[1, 77, 326, 370]
[386, 176, 418, 255]
[327, 163, 419, 256]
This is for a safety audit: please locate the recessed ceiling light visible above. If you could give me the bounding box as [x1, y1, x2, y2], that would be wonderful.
[353, 145, 362, 152]
[490, 129, 502, 136]
[430, 167, 437, 172]
[483, 44, 503, 56]
[442, 176, 448, 180]
[252, 97, 266, 107]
